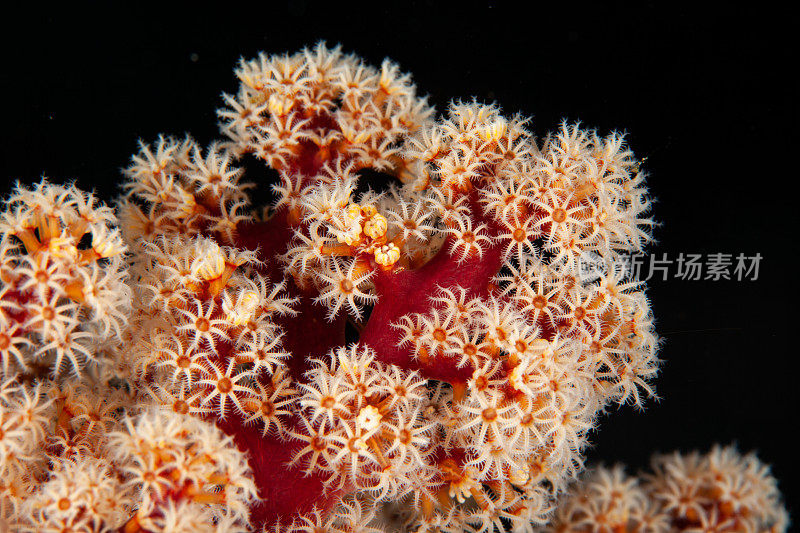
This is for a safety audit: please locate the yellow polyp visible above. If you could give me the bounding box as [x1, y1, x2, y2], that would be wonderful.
[374, 243, 400, 267]
[363, 214, 387, 239]
[64, 280, 85, 302]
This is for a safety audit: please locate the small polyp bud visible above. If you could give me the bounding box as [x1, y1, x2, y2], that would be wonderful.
[195, 242, 226, 280]
[374, 243, 400, 267]
[360, 205, 377, 218]
[356, 405, 382, 432]
[363, 213, 387, 239]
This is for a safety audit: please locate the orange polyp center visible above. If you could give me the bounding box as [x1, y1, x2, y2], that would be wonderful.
[532, 295, 547, 309]
[574, 307, 586, 320]
[464, 344, 477, 357]
[552, 208, 567, 223]
[311, 436, 327, 452]
[196, 317, 210, 332]
[57, 498, 71, 510]
[218, 378, 233, 393]
[321, 397, 335, 409]
[340, 279, 354, 293]
[482, 407, 498, 422]
[42, 307, 55, 321]
[462, 232, 476, 243]
[177, 356, 191, 368]
[513, 228, 526, 242]
[173, 400, 189, 414]
[261, 401, 275, 416]
[433, 328, 447, 342]
[515, 340, 528, 353]
[0, 334, 9, 350]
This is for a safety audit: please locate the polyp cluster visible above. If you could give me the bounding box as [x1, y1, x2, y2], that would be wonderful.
[3, 43, 765, 533]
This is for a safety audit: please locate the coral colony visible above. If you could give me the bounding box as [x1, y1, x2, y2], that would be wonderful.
[0, 43, 787, 532]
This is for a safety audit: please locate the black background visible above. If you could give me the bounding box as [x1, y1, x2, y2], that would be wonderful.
[2, 1, 797, 522]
